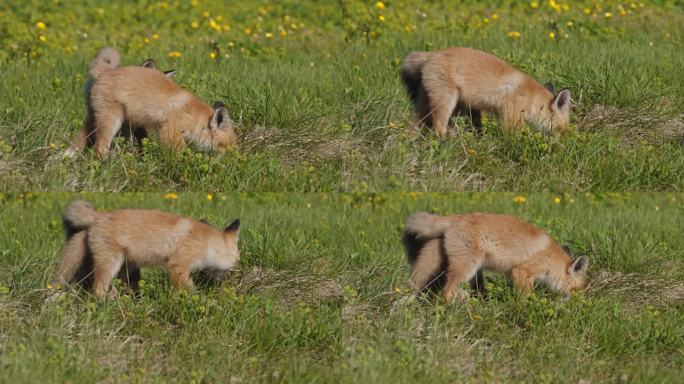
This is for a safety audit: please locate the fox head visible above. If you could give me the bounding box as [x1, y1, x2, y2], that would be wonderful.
[529, 83, 571, 134]
[203, 218, 241, 280]
[549, 250, 589, 298]
[184, 101, 238, 154]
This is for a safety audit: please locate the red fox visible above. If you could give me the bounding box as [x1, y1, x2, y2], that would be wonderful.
[54, 200, 241, 299]
[402, 212, 588, 303]
[67, 47, 237, 159]
[400, 47, 571, 137]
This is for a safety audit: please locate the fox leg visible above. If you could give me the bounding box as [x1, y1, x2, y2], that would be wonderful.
[54, 231, 89, 286]
[443, 256, 482, 304]
[64, 113, 96, 158]
[91, 251, 125, 299]
[510, 267, 534, 295]
[158, 123, 186, 151]
[92, 104, 124, 159]
[409, 86, 431, 134]
[429, 90, 458, 138]
[167, 263, 194, 291]
[408, 239, 444, 300]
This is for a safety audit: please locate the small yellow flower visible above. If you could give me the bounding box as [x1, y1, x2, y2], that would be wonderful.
[243, 28, 252, 35]
[206, 194, 213, 201]
[202, 11, 210, 18]
[513, 195, 526, 204]
[144, 38, 150, 44]
[191, 21, 199, 29]
[583, 7, 591, 15]
[279, 30, 288, 38]
[46, 283, 53, 289]
[152, 33, 159, 40]
[530, 1, 539, 9]
[604, 12, 613, 18]
[375, 1, 385, 10]
[39, 35, 47, 43]
[36, 21, 46, 30]
[265, 32, 274, 39]
[394, 287, 401, 293]
[491, 13, 499, 20]
[507, 31, 521, 39]
[168, 51, 181, 58]
[553, 196, 561, 204]
[378, 15, 385, 22]
[49, 143, 57, 149]
[549, 31, 556, 39]
[209, 51, 216, 59]
[164, 193, 178, 200]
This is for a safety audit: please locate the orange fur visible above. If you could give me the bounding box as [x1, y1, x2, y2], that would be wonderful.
[403, 212, 588, 303]
[55, 200, 241, 299]
[68, 47, 236, 158]
[400, 47, 571, 137]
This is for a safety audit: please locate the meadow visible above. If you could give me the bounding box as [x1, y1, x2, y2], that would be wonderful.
[1, 1, 683, 191]
[0, 192, 682, 382]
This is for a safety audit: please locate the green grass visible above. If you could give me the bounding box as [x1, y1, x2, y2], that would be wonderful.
[1, 192, 682, 382]
[1, 1, 683, 191]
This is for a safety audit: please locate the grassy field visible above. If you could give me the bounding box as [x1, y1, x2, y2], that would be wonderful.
[1, 1, 683, 191]
[0, 192, 682, 382]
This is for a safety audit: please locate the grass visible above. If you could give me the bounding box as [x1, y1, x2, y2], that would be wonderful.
[0, 192, 682, 382]
[0, 1, 683, 191]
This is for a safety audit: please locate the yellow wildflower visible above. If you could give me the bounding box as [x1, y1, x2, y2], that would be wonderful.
[375, 2, 385, 10]
[206, 194, 213, 201]
[280, 30, 288, 38]
[36, 21, 47, 30]
[549, 31, 556, 39]
[604, 12, 613, 18]
[530, 1, 539, 9]
[39, 35, 47, 43]
[553, 196, 561, 204]
[164, 193, 178, 199]
[507, 31, 521, 39]
[168, 51, 181, 58]
[378, 15, 385, 22]
[191, 21, 199, 29]
[513, 195, 526, 204]
[209, 51, 216, 59]
[265, 32, 274, 39]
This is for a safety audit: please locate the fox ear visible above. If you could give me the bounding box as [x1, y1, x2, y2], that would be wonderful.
[544, 82, 555, 94]
[562, 245, 572, 256]
[552, 89, 571, 114]
[225, 218, 240, 234]
[141, 59, 156, 69]
[568, 255, 588, 276]
[163, 69, 176, 78]
[210, 102, 231, 130]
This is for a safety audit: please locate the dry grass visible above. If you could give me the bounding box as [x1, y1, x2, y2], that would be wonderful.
[232, 266, 344, 307]
[586, 269, 684, 309]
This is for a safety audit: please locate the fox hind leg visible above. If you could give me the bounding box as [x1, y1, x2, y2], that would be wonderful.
[92, 104, 124, 159]
[429, 90, 458, 138]
[91, 251, 124, 299]
[443, 253, 483, 304]
[408, 239, 445, 300]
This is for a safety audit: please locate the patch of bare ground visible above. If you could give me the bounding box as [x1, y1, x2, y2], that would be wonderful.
[241, 125, 366, 164]
[579, 103, 683, 144]
[586, 269, 684, 309]
[232, 266, 343, 307]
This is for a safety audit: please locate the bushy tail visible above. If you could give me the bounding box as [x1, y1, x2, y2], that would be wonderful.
[399, 51, 431, 103]
[88, 47, 120, 80]
[63, 200, 99, 236]
[402, 212, 451, 265]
